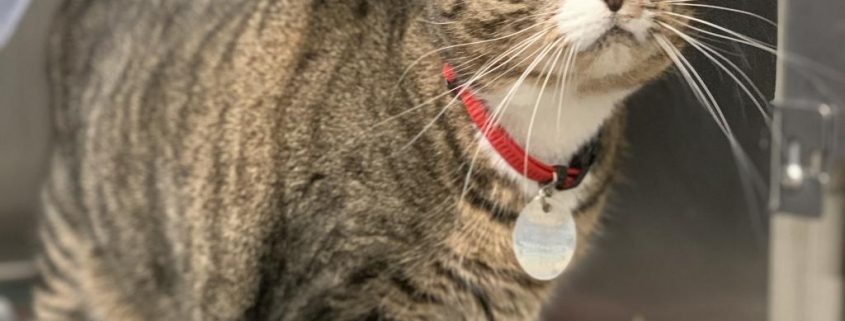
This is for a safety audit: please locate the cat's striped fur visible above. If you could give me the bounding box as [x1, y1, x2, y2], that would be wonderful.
[35, 0, 684, 320]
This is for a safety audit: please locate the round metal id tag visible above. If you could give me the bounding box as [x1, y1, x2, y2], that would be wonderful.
[512, 188, 577, 281]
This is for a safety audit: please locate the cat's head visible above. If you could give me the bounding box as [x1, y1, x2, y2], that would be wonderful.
[426, 0, 689, 91]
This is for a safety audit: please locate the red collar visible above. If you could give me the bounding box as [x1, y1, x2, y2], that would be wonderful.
[443, 64, 600, 191]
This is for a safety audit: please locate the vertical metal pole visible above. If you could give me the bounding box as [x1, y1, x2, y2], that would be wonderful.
[770, 0, 845, 320]
[770, 179, 844, 321]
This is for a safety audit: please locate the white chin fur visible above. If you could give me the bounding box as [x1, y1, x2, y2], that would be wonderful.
[555, 0, 654, 50]
[587, 42, 636, 79]
[555, 0, 657, 79]
[556, 0, 615, 49]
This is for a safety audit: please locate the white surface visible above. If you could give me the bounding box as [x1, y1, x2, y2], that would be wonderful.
[0, 297, 16, 321]
[0, 0, 31, 48]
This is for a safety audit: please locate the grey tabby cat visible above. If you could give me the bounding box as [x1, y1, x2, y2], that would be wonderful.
[36, 0, 688, 320]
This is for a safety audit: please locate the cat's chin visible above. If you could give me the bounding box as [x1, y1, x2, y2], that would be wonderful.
[568, 32, 669, 88]
[581, 40, 651, 79]
[580, 27, 644, 52]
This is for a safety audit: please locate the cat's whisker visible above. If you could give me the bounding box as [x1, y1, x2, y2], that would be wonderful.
[460, 45, 558, 200]
[446, 26, 563, 78]
[476, 8, 563, 31]
[416, 18, 458, 25]
[459, 40, 560, 204]
[484, 41, 576, 133]
[661, 9, 844, 82]
[523, 38, 568, 193]
[655, 6, 801, 238]
[662, 11, 842, 80]
[655, 36, 772, 211]
[400, 7, 562, 79]
[662, 11, 845, 91]
[666, 3, 777, 27]
[374, 27, 553, 133]
[447, 29, 559, 97]
[450, 25, 558, 92]
[658, 22, 772, 126]
[658, 30, 771, 234]
[654, 35, 732, 138]
[662, 1, 771, 237]
[657, 34, 768, 201]
[396, 19, 552, 88]
[411, 7, 564, 81]
[553, 49, 568, 139]
[658, 11, 775, 50]
[391, 27, 560, 166]
[675, 29, 747, 58]
[553, 50, 567, 139]
[478, 40, 570, 193]
[392, 32, 554, 156]
[555, 46, 578, 140]
[371, 87, 459, 129]
[656, 22, 773, 59]
[460, 31, 558, 130]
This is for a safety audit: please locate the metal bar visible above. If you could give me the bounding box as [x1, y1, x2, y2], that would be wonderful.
[770, 0, 845, 319]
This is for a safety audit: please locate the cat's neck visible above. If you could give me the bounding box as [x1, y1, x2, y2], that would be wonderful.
[477, 81, 633, 181]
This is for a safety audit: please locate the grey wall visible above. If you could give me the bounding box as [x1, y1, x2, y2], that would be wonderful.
[0, 1, 59, 316]
[0, 0, 58, 263]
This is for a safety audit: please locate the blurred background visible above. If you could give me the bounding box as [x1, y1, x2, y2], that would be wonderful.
[0, 0, 776, 320]
[1, 0, 58, 320]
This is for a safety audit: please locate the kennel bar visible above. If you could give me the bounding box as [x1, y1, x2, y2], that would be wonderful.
[769, 0, 845, 320]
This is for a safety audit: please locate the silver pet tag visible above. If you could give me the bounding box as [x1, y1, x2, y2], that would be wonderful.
[512, 187, 577, 281]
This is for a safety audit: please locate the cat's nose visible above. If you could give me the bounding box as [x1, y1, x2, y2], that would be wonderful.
[604, 0, 624, 12]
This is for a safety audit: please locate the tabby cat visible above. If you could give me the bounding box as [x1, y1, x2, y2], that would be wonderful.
[36, 0, 688, 320]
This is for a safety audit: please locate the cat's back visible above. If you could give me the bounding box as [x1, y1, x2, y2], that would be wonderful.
[41, 1, 397, 320]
